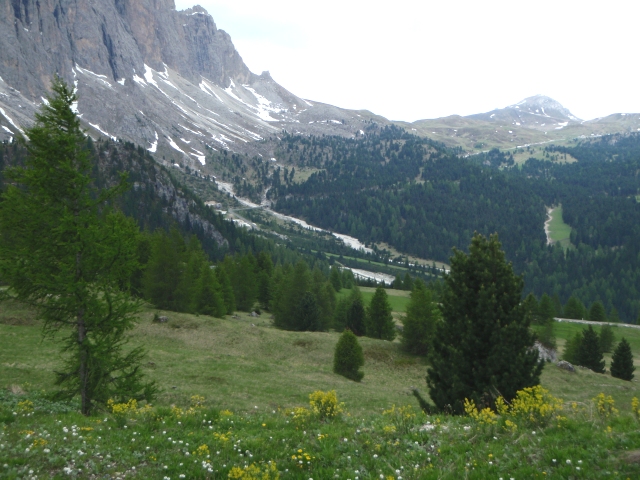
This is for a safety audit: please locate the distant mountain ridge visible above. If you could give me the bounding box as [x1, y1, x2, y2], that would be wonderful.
[404, 95, 640, 152]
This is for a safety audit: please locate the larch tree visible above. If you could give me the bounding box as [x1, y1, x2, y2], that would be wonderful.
[0, 78, 155, 415]
[426, 233, 542, 414]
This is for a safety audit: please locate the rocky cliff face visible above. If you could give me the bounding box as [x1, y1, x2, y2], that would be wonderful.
[0, 0, 379, 169]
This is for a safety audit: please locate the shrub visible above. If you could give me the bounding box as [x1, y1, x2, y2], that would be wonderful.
[333, 329, 364, 381]
[308, 390, 344, 420]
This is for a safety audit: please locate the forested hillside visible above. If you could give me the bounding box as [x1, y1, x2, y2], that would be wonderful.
[270, 128, 640, 322]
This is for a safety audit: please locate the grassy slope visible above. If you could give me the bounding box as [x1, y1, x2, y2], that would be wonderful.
[5, 301, 640, 478]
[3, 297, 640, 415]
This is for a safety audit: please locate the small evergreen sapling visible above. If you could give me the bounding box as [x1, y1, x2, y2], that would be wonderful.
[610, 338, 634, 381]
[333, 329, 364, 382]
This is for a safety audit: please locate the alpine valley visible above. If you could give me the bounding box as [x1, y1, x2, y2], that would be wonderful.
[1, 0, 640, 323]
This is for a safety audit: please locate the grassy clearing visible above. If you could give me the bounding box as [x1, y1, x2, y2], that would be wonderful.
[292, 167, 322, 184]
[336, 287, 411, 313]
[546, 205, 572, 248]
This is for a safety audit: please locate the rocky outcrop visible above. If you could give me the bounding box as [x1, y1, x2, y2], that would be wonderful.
[0, 1, 382, 164]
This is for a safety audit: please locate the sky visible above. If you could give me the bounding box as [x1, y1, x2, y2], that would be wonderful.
[174, 0, 639, 122]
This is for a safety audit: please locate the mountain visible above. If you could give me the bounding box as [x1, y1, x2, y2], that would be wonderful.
[0, 0, 384, 169]
[404, 95, 640, 152]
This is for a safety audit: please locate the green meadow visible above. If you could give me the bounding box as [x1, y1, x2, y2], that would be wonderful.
[3, 300, 640, 478]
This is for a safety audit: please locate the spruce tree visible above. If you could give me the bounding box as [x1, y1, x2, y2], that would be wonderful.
[599, 324, 616, 353]
[577, 326, 605, 373]
[588, 301, 607, 322]
[427, 233, 542, 414]
[297, 291, 321, 331]
[609, 307, 620, 323]
[564, 296, 586, 320]
[330, 266, 343, 292]
[401, 280, 440, 355]
[196, 264, 226, 318]
[366, 286, 396, 340]
[522, 293, 539, 325]
[562, 332, 582, 364]
[215, 266, 236, 314]
[610, 338, 635, 381]
[346, 294, 367, 336]
[0, 78, 155, 414]
[333, 329, 364, 381]
[403, 273, 414, 291]
[538, 294, 556, 324]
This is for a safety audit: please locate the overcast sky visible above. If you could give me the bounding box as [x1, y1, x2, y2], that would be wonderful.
[175, 0, 638, 122]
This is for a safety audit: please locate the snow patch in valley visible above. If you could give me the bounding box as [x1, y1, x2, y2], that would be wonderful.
[117, 79, 126, 86]
[1, 126, 12, 134]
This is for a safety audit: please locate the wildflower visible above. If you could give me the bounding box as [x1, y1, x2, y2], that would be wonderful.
[566, 460, 571, 465]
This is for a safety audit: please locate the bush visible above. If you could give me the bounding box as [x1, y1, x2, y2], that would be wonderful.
[333, 329, 364, 381]
[308, 390, 344, 420]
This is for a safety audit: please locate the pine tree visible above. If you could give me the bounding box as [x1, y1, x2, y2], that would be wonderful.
[564, 296, 586, 320]
[562, 332, 582, 364]
[538, 294, 556, 324]
[196, 264, 226, 318]
[346, 294, 367, 336]
[143, 228, 185, 311]
[610, 338, 635, 381]
[297, 291, 321, 331]
[215, 266, 236, 315]
[588, 301, 607, 322]
[330, 266, 343, 292]
[333, 329, 364, 382]
[403, 273, 414, 291]
[366, 286, 396, 340]
[609, 307, 620, 323]
[0, 78, 155, 414]
[577, 326, 605, 373]
[522, 293, 539, 325]
[401, 280, 440, 355]
[427, 233, 542, 414]
[599, 324, 616, 353]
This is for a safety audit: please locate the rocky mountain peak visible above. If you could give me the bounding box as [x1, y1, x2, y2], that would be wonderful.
[0, 0, 376, 167]
[507, 95, 580, 122]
